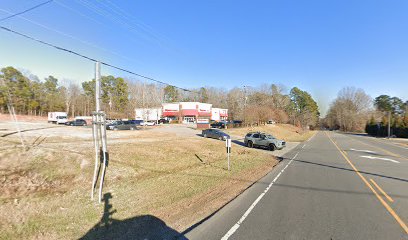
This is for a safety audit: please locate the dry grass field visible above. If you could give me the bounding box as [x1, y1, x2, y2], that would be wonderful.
[226, 123, 316, 142]
[0, 119, 281, 239]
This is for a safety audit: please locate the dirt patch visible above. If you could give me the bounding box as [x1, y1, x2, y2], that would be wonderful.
[0, 169, 72, 200]
[0, 113, 47, 122]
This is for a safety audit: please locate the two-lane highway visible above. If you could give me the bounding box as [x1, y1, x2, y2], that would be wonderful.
[185, 131, 408, 239]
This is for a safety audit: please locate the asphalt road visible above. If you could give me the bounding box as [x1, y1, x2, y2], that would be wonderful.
[184, 131, 408, 240]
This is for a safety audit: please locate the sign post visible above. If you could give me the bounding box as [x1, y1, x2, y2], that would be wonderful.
[226, 138, 231, 171]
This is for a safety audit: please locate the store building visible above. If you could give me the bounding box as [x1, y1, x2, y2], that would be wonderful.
[135, 108, 162, 121]
[211, 108, 228, 121]
[137, 102, 228, 123]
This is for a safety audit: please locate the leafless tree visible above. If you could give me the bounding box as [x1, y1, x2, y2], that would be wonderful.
[326, 87, 372, 132]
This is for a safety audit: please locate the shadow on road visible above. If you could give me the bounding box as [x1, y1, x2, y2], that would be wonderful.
[1, 125, 63, 137]
[342, 132, 370, 137]
[80, 193, 187, 240]
[232, 139, 246, 147]
[283, 157, 408, 183]
[273, 183, 408, 199]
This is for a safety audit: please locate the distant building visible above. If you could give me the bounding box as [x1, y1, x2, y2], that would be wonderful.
[135, 108, 162, 121]
[163, 102, 227, 123]
[136, 102, 228, 123]
[211, 108, 228, 121]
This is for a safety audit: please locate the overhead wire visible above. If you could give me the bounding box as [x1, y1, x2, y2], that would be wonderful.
[0, 8, 136, 63]
[0, 0, 53, 22]
[53, 0, 105, 26]
[75, 0, 166, 48]
[103, 0, 171, 44]
[0, 25, 197, 93]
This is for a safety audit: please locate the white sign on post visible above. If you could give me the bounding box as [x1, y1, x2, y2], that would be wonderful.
[226, 138, 231, 151]
[226, 138, 231, 170]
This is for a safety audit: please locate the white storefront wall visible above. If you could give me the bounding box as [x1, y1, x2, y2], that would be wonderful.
[162, 103, 179, 112]
[135, 108, 162, 121]
[198, 103, 212, 114]
[211, 108, 221, 121]
[180, 102, 198, 110]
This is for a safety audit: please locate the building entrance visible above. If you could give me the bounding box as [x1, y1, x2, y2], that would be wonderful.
[183, 116, 195, 123]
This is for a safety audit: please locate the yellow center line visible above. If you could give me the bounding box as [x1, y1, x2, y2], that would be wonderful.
[325, 132, 408, 234]
[345, 135, 407, 161]
[370, 178, 394, 203]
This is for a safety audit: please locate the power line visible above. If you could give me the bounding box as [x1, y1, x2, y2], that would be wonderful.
[0, 25, 197, 93]
[54, 0, 105, 26]
[75, 0, 160, 45]
[0, 8, 136, 63]
[0, 0, 53, 22]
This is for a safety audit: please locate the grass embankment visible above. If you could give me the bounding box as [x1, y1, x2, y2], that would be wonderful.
[226, 123, 316, 142]
[0, 131, 278, 239]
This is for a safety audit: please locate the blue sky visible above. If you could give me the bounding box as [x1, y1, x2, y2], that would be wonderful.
[1, 0, 408, 115]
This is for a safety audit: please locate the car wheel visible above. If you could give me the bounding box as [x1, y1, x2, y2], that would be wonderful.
[219, 136, 223, 140]
[204, 133, 207, 138]
[113, 127, 118, 131]
[70, 123, 74, 126]
[247, 141, 253, 148]
[130, 127, 135, 131]
[269, 144, 276, 151]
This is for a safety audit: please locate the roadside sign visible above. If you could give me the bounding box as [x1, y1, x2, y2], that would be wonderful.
[226, 138, 231, 153]
[197, 118, 210, 124]
[226, 138, 231, 170]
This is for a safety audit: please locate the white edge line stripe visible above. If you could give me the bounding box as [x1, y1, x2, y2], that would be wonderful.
[221, 152, 299, 240]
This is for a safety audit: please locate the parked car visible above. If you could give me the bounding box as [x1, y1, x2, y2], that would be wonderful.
[244, 132, 286, 151]
[202, 129, 230, 140]
[106, 121, 137, 130]
[158, 118, 170, 124]
[267, 120, 276, 124]
[65, 119, 87, 126]
[210, 121, 226, 129]
[141, 121, 156, 126]
[128, 119, 144, 126]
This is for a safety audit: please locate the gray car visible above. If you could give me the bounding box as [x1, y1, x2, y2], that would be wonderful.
[106, 121, 137, 130]
[202, 129, 230, 140]
[244, 132, 286, 151]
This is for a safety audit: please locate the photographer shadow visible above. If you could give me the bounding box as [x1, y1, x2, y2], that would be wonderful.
[80, 193, 187, 240]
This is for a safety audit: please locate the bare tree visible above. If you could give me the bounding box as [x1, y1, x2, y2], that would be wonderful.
[326, 87, 372, 132]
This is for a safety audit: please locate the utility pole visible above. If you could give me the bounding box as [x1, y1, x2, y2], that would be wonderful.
[243, 85, 248, 126]
[91, 61, 109, 203]
[388, 111, 391, 138]
[142, 81, 146, 128]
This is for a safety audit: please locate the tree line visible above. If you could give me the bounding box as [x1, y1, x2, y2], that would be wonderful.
[1, 66, 320, 128]
[323, 87, 408, 137]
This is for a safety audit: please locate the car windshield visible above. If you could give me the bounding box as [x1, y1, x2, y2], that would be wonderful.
[266, 135, 275, 139]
